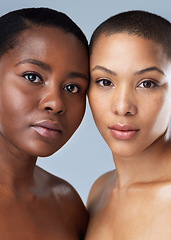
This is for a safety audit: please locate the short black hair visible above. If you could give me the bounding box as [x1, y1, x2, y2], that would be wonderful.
[0, 7, 88, 57]
[89, 10, 171, 59]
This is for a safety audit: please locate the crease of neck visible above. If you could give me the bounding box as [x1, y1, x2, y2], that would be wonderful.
[0, 140, 37, 191]
[113, 137, 171, 191]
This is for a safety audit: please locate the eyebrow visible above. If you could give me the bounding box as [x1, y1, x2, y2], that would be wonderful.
[92, 65, 165, 76]
[16, 58, 88, 81]
[134, 67, 165, 76]
[67, 72, 88, 81]
[92, 65, 117, 76]
[16, 58, 51, 72]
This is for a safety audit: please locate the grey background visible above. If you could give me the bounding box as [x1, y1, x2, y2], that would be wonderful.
[1, 0, 170, 203]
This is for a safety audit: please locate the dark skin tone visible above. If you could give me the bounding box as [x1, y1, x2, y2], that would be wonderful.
[0, 26, 89, 239]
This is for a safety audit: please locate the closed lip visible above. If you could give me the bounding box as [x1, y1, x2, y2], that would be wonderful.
[109, 123, 139, 131]
[31, 120, 63, 133]
[109, 123, 140, 140]
[31, 120, 63, 139]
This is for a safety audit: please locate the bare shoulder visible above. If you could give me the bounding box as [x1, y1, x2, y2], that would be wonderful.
[35, 166, 81, 197]
[87, 170, 116, 212]
[35, 166, 88, 236]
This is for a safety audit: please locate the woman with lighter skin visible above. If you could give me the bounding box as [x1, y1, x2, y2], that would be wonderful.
[0, 7, 89, 240]
[85, 11, 171, 240]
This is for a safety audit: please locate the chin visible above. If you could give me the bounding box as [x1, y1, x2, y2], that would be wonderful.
[112, 151, 136, 159]
[26, 147, 61, 158]
[26, 140, 67, 158]
[110, 144, 140, 159]
[38, 152, 56, 158]
[36, 147, 62, 157]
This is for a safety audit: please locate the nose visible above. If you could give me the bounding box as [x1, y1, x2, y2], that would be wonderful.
[112, 87, 137, 116]
[39, 88, 65, 115]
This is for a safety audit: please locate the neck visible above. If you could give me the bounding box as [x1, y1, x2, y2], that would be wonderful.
[0, 139, 37, 191]
[113, 133, 171, 190]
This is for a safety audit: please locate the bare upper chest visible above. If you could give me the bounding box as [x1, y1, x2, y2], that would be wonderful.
[86, 184, 171, 240]
[0, 195, 80, 240]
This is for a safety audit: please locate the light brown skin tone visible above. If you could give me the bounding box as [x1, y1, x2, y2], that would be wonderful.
[85, 33, 171, 239]
[0, 26, 89, 239]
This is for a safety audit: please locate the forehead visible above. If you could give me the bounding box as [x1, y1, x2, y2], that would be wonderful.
[90, 33, 170, 73]
[92, 33, 163, 58]
[15, 26, 86, 57]
[1, 26, 88, 74]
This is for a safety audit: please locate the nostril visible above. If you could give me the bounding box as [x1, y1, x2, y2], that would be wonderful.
[113, 103, 137, 116]
[39, 95, 65, 114]
[44, 107, 63, 115]
[57, 110, 63, 114]
[125, 111, 132, 116]
[44, 107, 53, 111]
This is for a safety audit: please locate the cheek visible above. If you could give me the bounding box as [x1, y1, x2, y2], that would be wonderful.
[74, 104, 85, 124]
[0, 88, 20, 122]
[0, 85, 36, 130]
[1, 81, 34, 107]
[88, 92, 108, 137]
[89, 90, 108, 120]
[142, 94, 170, 132]
[88, 92, 99, 120]
[67, 98, 86, 131]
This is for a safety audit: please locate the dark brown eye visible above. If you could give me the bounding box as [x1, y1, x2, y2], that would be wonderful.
[64, 84, 81, 94]
[96, 78, 113, 87]
[23, 73, 43, 83]
[138, 80, 158, 89]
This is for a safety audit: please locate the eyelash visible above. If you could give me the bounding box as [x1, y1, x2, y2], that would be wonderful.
[23, 72, 43, 84]
[96, 78, 114, 87]
[22, 72, 82, 94]
[63, 84, 82, 94]
[95, 78, 159, 89]
[137, 79, 159, 89]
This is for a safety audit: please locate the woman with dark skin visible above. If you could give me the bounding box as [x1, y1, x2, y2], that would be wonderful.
[0, 8, 89, 240]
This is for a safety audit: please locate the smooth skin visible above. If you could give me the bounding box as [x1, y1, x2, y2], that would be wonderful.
[85, 33, 171, 240]
[0, 26, 88, 240]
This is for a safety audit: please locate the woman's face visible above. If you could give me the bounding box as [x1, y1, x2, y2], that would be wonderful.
[0, 26, 88, 157]
[89, 33, 171, 157]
